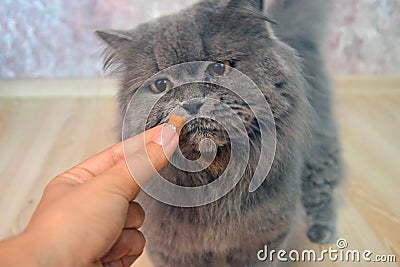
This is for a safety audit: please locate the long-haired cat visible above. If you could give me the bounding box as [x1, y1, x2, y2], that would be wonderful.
[97, 0, 344, 266]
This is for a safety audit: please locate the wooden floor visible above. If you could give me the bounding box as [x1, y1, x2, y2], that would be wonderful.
[0, 77, 399, 266]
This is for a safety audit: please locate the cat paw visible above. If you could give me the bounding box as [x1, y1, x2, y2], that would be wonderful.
[306, 224, 336, 244]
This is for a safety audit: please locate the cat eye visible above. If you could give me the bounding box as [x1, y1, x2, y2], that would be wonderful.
[149, 79, 171, 93]
[208, 60, 233, 77]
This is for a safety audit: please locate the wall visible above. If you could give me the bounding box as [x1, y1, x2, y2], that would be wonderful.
[1, 0, 399, 78]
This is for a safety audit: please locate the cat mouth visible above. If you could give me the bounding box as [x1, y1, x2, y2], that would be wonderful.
[176, 118, 232, 177]
[182, 118, 225, 135]
[179, 118, 230, 148]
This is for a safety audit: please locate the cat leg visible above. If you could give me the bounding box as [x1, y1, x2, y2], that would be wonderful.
[301, 147, 343, 244]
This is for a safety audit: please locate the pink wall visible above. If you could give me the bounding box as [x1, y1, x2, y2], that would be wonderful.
[1, 0, 399, 78]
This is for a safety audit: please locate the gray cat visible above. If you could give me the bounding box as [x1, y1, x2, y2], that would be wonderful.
[96, 0, 344, 266]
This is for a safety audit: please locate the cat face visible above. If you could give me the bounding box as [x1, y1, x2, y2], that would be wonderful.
[97, 0, 307, 181]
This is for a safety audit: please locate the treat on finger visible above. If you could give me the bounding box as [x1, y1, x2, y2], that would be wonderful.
[168, 114, 185, 134]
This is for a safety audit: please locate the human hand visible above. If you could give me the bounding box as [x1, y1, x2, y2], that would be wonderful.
[0, 124, 179, 267]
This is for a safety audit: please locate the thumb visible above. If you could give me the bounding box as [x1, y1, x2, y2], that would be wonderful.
[96, 124, 179, 200]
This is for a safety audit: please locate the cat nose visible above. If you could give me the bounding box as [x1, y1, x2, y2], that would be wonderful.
[181, 99, 204, 115]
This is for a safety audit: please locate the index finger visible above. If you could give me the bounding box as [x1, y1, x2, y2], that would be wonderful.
[95, 125, 180, 200]
[73, 125, 165, 179]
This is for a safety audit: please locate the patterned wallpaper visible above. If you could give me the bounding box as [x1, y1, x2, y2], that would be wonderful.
[1, 0, 399, 78]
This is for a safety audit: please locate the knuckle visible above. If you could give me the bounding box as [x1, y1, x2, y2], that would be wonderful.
[126, 202, 145, 228]
[135, 229, 146, 247]
[133, 203, 145, 225]
[128, 230, 145, 255]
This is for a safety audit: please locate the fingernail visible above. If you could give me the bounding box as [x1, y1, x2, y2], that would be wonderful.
[153, 124, 177, 146]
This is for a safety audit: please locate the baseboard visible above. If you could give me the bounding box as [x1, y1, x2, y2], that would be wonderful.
[0, 78, 117, 98]
[334, 75, 400, 95]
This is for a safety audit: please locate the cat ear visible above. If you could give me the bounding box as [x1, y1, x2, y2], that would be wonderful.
[95, 29, 133, 49]
[225, 0, 276, 24]
[95, 29, 133, 73]
[227, 0, 264, 12]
